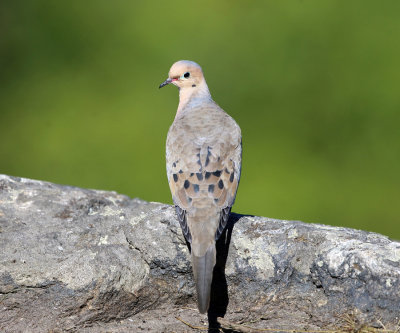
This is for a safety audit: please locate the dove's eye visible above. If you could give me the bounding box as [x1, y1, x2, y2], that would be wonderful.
[183, 72, 190, 79]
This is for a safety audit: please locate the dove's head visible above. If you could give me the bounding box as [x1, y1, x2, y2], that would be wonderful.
[159, 60, 205, 90]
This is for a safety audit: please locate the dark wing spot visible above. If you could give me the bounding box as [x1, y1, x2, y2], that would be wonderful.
[193, 184, 199, 193]
[205, 172, 211, 179]
[179, 169, 183, 174]
[208, 184, 215, 193]
[225, 168, 230, 174]
[212, 170, 221, 177]
[218, 179, 224, 189]
[190, 173, 194, 177]
[188, 197, 192, 203]
[173, 174, 178, 182]
[196, 173, 203, 181]
[192, 84, 196, 87]
[172, 162, 176, 168]
[230, 173, 234, 182]
[184, 180, 190, 189]
[205, 147, 211, 167]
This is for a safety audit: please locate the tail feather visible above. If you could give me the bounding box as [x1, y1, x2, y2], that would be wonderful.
[191, 244, 216, 313]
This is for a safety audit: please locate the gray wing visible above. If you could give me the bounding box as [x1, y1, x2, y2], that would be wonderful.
[215, 206, 231, 240]
[175, 205, 191, 242]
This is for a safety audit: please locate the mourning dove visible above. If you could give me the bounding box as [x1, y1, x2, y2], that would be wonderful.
[160, 60, 242, 313]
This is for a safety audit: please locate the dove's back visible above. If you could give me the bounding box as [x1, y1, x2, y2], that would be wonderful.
[166, 101, 241, 313]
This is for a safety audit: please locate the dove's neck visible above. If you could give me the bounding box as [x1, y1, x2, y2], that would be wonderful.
[176, 80, 212, 119]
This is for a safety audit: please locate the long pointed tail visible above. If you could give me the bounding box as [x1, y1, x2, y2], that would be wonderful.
[191, 244, 216, 313]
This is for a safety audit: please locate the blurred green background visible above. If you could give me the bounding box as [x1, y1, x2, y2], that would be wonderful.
[1, 1, 399, 238]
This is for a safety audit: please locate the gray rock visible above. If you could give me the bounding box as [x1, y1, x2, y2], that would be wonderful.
[0, 174, 399, 332]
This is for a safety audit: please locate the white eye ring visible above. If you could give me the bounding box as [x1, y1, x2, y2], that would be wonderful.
[182, 72, 190, 79]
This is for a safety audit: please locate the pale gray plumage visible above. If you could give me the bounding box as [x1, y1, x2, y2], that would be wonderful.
[160, 60, 242, 314]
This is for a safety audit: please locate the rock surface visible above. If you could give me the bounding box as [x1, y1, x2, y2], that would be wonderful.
[0, 174, 399, 332]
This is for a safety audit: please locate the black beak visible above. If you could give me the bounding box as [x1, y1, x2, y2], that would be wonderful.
[159, 78, 172, 89]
